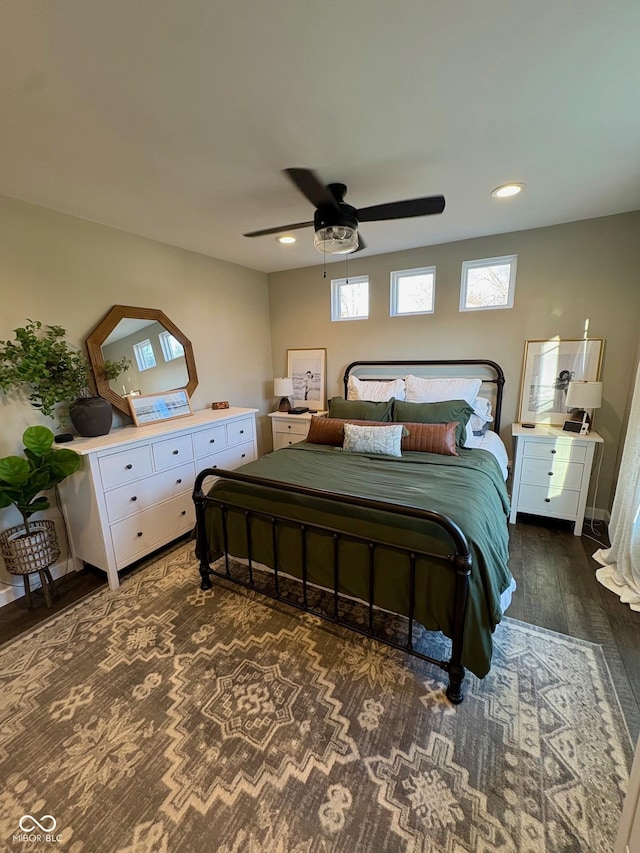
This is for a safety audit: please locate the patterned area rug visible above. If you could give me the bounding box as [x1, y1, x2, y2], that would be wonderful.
[0, 542, 632, 852]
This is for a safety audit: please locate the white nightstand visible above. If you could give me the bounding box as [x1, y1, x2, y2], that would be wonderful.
[268, 411, 328, 451]
[509, 423, 603, 535]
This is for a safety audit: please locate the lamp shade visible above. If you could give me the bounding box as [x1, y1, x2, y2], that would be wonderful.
[565, 380, 602, 410]
[274, 377, 294, 397]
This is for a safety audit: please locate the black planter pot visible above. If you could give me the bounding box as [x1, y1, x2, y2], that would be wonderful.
[69, 396, 113, 437]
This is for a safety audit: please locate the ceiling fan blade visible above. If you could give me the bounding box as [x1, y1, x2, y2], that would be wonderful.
[243, 220, 314, 238]
[357, 195, 445, 222]
[284, 168, 340, 210]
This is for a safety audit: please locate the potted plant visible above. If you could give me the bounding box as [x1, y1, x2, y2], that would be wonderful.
[0, 320, 130, 436]
[0, 426, 81, 604]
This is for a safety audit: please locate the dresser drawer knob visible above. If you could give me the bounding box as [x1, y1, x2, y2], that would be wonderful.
[181, 510, 186, 516]
[550, 449, 557, 455]
[240, 429, 244, 434]
[241, 453, 246, 458]
[172, 449, 179, 455]
[176, 478, 182, 484]
[287, 425, 292, 429]
[137, 531, 143, 537]
[544, 498, 551, 503]
[548, 472, 553, 476]
[210, 438, 215, 443]
[131, 496, 137, 502]
[126, 464, 133, 470]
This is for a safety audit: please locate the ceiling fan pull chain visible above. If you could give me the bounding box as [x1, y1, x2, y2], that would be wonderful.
[323, 245, 327, 278]
[345, 251, 349, 284]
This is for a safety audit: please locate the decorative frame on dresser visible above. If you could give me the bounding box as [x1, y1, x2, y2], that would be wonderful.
[58, 407, 258, 589]
[509, 423, 603, 535]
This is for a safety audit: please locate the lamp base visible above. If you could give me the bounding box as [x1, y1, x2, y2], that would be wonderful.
[278, 397, 292, 413]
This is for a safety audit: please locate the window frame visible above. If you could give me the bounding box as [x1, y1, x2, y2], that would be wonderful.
[330, 275, 369, 322]
[133, 339, 157, 372]
[389, 266, 436, 317]
[159, 330, 185, 362]
[459, 254, 518, 312]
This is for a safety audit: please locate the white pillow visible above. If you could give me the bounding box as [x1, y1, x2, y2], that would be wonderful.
[342, 423, 404, 457]
[347, 375, 406, 402]
[472, 396, 493, 423]
[404, 375, 482, 407]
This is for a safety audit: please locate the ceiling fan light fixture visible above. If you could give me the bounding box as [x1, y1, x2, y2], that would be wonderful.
[276, 235, 296, 244]
[491, 182, 525, 199]
[313, 225, 359, 254]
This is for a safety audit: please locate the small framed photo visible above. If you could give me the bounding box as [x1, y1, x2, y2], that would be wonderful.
[128, 389, 193, 426]
[518, 338, 604, 424]
[287, 348, 327, 410]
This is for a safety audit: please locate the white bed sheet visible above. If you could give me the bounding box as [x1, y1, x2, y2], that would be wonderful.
[465, 430, 509, 480]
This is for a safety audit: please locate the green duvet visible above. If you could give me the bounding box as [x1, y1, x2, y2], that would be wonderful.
[202, 442, 513, 678]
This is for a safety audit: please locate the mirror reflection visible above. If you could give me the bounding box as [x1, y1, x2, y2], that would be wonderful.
[102, 319, 189, 397]
[85, 305, 198, 418]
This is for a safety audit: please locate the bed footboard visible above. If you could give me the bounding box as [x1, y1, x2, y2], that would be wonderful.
[193, 468, 472, 704]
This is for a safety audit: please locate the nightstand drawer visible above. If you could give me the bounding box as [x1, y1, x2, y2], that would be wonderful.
[520, 457, 584, 491]
[517, 483, 580, 517]
[522, 439, 587, 463]
[275, 419, 309, 436]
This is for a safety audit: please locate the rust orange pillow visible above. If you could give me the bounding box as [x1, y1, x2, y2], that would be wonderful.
[306, 417, 380, 446]
[400, 421, 458, 455]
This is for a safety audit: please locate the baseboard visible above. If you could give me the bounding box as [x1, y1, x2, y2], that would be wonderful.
[0, 557, 79, 609]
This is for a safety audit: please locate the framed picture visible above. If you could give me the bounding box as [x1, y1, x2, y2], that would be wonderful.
[128, 389, 193, 426]
[287, 348, 327, 410]
[518, 338, 604, 425]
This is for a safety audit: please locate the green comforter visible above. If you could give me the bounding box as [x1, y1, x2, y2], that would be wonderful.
[202, 442, 512, 678]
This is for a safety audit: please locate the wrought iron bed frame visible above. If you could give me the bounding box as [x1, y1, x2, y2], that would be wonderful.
[193, 359, 506, 704]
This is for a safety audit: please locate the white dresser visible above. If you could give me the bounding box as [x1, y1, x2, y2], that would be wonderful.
[59, 407, 258, 589]
[268, 411, 328, 450]
[509, 423, 603, 535]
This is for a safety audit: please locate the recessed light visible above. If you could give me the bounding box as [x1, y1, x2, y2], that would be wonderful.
[276, 235, 296, 244]
[491, 183, 525, 199]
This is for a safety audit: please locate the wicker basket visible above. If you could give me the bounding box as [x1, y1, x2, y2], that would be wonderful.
[0, 520, 60, 575]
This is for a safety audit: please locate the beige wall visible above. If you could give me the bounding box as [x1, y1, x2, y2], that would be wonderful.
[268, 211, 640, 515]
[0, 195, 273, 595]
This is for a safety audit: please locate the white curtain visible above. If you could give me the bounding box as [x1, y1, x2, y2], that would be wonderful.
[593, 361, 640, 611]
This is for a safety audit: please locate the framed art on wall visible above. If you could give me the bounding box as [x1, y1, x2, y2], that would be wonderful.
[287, 348, 326, 410]
[128, 389, 193, 426]
[518, 338, 604, 425]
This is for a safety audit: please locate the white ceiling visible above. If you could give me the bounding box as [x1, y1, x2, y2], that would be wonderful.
[1, 1, 639, 274]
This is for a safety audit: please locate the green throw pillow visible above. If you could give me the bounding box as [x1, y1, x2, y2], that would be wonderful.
[391, 399, 474, 446]
[328, 397, 394, 422]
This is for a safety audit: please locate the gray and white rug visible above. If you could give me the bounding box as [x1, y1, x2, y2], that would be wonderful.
[0, 542, 632, 852]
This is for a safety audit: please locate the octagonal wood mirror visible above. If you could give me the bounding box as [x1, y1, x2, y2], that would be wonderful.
[86, 305, 198, 418]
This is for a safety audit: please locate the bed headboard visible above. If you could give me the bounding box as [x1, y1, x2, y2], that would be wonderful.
[343, 359, 505, 432]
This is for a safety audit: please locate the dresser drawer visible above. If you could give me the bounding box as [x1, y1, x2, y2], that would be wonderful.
[152, 434, 194, 470]
[517, 483, 580, 518]
[193, 425, 227, 459]
[274, 419, 309, 437]
[522, 439, 587, 463]
[227, 417, 255, 445]
[99, 445, 153, 490]
[198, 441, 257, 473]
[105, 461, 195, 522]
[110, 492, 194, 566]
[520, 457, 584, 491]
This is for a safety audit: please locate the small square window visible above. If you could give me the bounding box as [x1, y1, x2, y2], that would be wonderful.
[133, 339, 156, 372]
[159, 330, 185, 362]
[390, 267, 435, 316]
[331, 275, 369, 321]
[460, 255, 517, 311]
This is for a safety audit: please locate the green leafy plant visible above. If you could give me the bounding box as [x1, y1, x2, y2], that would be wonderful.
[0, 425, 81, 533]
[0, 320, 130, 418]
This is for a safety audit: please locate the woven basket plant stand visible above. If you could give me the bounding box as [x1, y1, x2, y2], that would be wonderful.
[0, 520, 61, 609]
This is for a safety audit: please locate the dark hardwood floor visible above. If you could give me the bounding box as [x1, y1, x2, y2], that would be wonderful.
[1, 520, 638, 741]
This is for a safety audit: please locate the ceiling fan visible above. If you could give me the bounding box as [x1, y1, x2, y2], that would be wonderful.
[244, 168, 445, 255]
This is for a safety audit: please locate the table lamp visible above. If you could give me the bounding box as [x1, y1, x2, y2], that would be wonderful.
[274, 377, 294, 412]
[564, 381, 602, 434]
